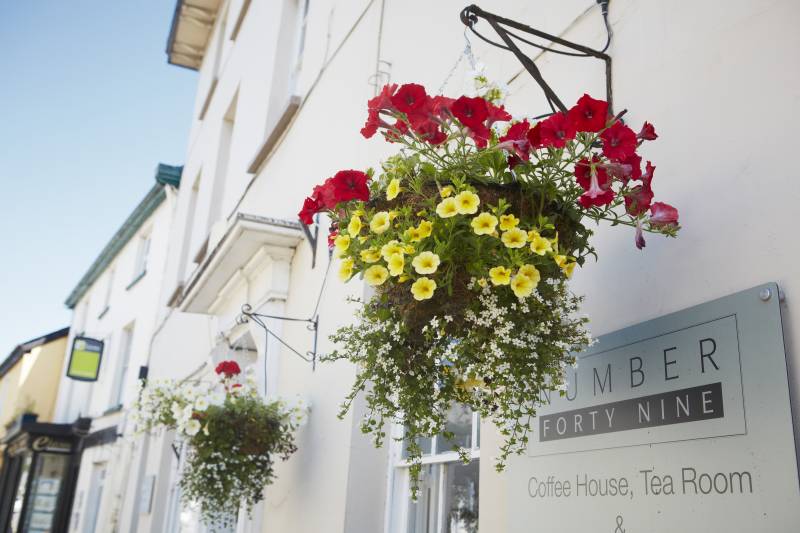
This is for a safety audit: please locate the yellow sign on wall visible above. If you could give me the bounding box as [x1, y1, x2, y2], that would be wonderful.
[66, 337, 103, 381]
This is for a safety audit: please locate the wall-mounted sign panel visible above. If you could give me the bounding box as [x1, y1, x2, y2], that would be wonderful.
[66, 336, 103, 381]
[507, 283, 800, 532]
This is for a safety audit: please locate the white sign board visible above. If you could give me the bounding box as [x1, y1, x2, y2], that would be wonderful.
[508, 283, 800, 532]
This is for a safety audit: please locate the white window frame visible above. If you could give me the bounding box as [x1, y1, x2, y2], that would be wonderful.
[110, 323, 134, 408]
[132, 231, 151, 282]
[386, 409, 481, 533]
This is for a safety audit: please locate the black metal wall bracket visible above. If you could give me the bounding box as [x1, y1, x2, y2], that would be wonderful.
[460, 2, 614, 116]
[237, 303, 320, 371]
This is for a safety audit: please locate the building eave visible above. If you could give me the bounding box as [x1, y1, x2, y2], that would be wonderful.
[166, 0, 222, 70]
[64, 164, 183, 309]
[0, 327, 70, 380]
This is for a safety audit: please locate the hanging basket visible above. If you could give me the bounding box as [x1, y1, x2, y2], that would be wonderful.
[301, 80, 679, 493]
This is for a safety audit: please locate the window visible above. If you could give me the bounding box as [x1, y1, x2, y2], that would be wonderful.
[389, 405, 480, 533]
[99, 269, 114, 317]
[109, 323, 134, 408]
[131, 233, 150, 284]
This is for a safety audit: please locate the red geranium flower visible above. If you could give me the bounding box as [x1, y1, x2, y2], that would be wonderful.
[568, 94, 609, 133]
[330, 170, 370, 203]
[451, 96, 489, 129]
[575, 156, 614, 208]
[298, 196, 320, 225]
[391, 83, 428, 114]
[649, 202, 679, 228]
[638, 121, 658, 141]
[215, 360, 241, 377]
[499, 120, 531, 161]
[539, 112, 577, 148]
[601, 121, 638, 161]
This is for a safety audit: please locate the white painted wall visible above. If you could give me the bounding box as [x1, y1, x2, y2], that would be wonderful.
[139, 0, 800, 532]
[53, 186, 177, 533]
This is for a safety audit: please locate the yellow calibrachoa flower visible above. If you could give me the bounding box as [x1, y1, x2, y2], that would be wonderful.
[360, 248, 381, 263]
[501, 227, 528, 248]
[417, 220, 433, 238]
[405, 227, 422, 242]
[364, 265, 389, 286]
[518, 264, 541, 286]
[530, 233, 552, 255]
[380, 240, 404, 261]
[386, 178, 401, 200]
[347, 215, 362, 237]
[398, 274, 410, 283]
[370, 211, 391, 234]
[477, 278, 488, 288]
[457, 376, 486, 392]
[554, 254, 577, 278]
[454, 191, 480, 214]
[358, 235, 368, 244]
[387, 253, 405, 277]
[333, 234, 350, 253]
[389, 210, 399, 220]
[489, 266, 511, 286]
[436, 198, 458, 218]
[403, 244, 416, 254]
[440, 185, 454, 198]
[412, 251, 440, 274]
[499, 214, 519, 231]
[471, 212, 498, 235]
[510, 274, 535, 298]
[338, 258, 354, 281]
[411, 277, 437, 301]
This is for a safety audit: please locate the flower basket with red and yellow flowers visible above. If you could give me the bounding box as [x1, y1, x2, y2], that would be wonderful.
[299, 81, 679, 492]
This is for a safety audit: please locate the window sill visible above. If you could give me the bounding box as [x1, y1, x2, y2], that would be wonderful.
[247, 95, 302, 174]
[126, 270, 146, 291]
[97, 306, 110, 320]
[103, 404, 123, 416]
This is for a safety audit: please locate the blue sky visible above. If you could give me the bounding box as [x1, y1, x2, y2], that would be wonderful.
[0, 1, 196, 353]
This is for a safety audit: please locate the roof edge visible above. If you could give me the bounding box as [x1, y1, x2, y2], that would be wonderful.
[64, 164, 183, 309]
[0, 327, 70, 379]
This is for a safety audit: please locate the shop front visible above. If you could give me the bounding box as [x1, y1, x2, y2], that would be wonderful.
[0, 415, 90, 533]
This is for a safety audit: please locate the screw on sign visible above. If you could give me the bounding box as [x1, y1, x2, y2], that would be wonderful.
[614, 515, 625, 533]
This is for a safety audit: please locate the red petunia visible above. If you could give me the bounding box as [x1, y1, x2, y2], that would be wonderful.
[526, 122, 543, 149]
[411, 118, 447, 145]
[601, 121, 638, 161]
[430, 95, 455, 119]
[312, 181, 338, 210]
[298, 196, 320, 225]
[641, 161, 655, 189]
[451, 96, 489, 129]
[499, 120, 531, 161]
[538, 112, 577, 148]
[369, 83, 398, 111]
[638, 121, 658, 141]
[486, 102, 512, 126]
[568, 94, 609, 133]
[624, 185, 654, 217]
[360, 108, 381, 139]
[330, 170, 370, 203]
[649, 202, 679, 228]
[575, 156, 614, 208]
[466, 122, 492, 148]
[391, 83, 429, 114]
[215, 360, 241, 377]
